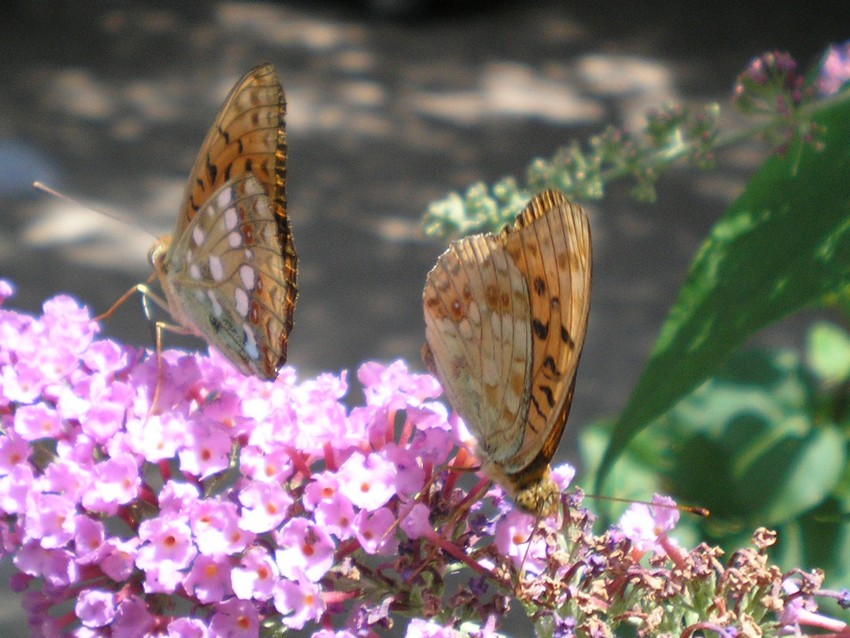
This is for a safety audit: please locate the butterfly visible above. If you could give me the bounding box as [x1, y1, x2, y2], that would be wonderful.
[422, 190, 592, 517]
[104, 64, 297, 381]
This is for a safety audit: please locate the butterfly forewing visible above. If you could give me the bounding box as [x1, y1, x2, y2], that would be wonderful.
[176, 64, 287, 236]
[423, 190, 591, 515]
[499, 191, 591, 474]
[153, 64, 297, 379]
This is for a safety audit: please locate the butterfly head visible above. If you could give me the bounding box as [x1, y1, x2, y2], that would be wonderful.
[483, 458, 561, 518]
[514, 475, 561, 518]
[149, 236, 172, 275]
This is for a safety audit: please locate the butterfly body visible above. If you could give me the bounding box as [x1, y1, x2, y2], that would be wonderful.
[151, 64, 297, 379]
[422, 190, 591, 516]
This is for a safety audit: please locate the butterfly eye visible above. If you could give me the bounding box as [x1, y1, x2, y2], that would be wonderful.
[148, 241, 168, 270]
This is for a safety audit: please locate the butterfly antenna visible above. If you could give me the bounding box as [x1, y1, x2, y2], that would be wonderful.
[32, 181, 157, 240]
[585, 493, 710, 517]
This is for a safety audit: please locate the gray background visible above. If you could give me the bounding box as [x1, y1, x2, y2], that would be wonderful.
[0, 1, 847, 634]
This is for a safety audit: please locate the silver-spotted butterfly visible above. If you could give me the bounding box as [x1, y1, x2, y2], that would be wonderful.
[422, 190, 591, 517]
[105, 63, 297, 380]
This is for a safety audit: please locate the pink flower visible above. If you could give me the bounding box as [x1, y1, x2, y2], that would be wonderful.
[0, 464, 34, 516]
[819, 42, 850, 95]
[550, 463, 576, 491]
[168, 617, 210, 637]
[383, 443, 426, 498]
[313, 493, 356, 540]
[238, 480, 293, 533]
[494, 510, 547, 574]
[311, 630, 358, 638]
[303, 471, 341, 511]
[400, 503, 432, 540]
[23, 492, 76, 549]
[13, 402, 64, 440]
[192, 499, 254, 556]
[358, 360, 442, 410]
[75, 589, 117, 628]
[209, 598, 261, 637]
[232, 546, 279, 601]
[14, 543, 79, 588]
[81, 453, 142, 514]
[112, 595, 156, 636]
[183, 554, 234, 604]
[239, 445, 293, 484]
[100, 537, 139, 582]
[136, 517, 198, 574]
[273, 570, 326, 630]
[73, 516, 107, 564]
[337, 452, 397, 511]
[405, 618, 461, 637]
[159, 480, 202, 513]
[354, 507, 398, 556]
[178, 421, 233, 479]
[126, 412, 187, 462]
[618, 494, 680, 554]
[0, 434, 31, 473]
[274, 518, 336, 582]
[0, 280, 14, 304]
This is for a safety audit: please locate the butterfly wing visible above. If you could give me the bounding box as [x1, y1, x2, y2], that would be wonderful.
[175, 63, 288, 237]
[423, 190, 591, 480]
[498, 190, 592, 477]
[164, 174, 293, 378]
[157, 64, 296, 378]
[423, 222, 534, 463]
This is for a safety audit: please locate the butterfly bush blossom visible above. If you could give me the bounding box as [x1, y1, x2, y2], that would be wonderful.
[0, 281, 847, 638]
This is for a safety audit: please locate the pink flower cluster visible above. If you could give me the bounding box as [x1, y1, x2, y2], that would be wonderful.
[2, 281, 842, 637]
[0, 281, 570, 637]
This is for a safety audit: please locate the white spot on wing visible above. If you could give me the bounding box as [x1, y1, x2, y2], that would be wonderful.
[243, 324, 260, 360]
[228, 231, 242, 248]
[240, 265, 255, 290]
[192, 225, 205, 246]
[209, 255, 224, 282]
[217, 187, 233, 210]
[225, 207, 239, 231]
[189, 263, 202, 280]
[235, 288, 249, 317]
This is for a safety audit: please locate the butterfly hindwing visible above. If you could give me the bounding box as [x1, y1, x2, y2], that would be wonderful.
[166, 175, 291, 377]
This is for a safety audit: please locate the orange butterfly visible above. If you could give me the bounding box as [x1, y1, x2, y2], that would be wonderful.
[103, 64, 297, 381]
[422, 190, 592, 516]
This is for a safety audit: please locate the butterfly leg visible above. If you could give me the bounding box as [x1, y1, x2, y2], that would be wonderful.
[149, 320, 194, 414]
[94, 279, 181, 415]
[92, 274, 165, 323]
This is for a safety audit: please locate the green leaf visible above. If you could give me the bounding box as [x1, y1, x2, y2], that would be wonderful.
[596, 96, 850, 490]
[807, 321, 850, 383]
[664, 350, 847, 528]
